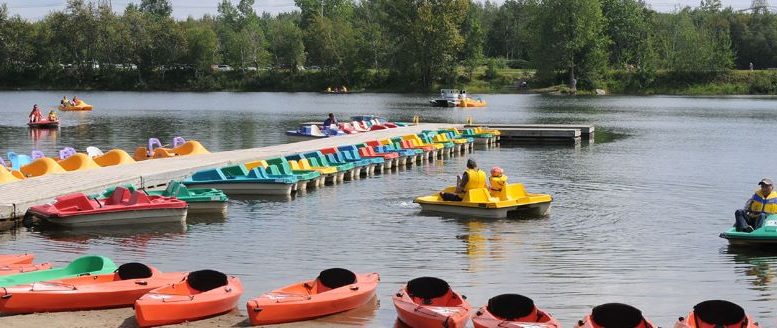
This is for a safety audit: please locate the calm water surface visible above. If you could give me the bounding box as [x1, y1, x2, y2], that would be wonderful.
[1, 92, 777, 327]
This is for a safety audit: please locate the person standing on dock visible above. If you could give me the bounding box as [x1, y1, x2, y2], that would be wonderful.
[734, 178, 777, 232]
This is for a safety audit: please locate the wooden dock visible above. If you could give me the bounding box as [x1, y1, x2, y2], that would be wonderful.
[466, 124, 595, 141]
[0, 123, 461, 225]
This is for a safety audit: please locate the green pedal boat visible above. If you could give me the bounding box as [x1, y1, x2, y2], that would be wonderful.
[720, 214, 777, 245]
[0, 255, 117, 287]
[95, 181, 229, 216]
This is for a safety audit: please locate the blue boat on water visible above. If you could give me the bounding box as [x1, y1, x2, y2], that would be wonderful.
[183, 164, 298, 196]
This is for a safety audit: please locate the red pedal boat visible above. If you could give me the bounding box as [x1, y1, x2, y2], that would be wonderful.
[473, 294, 560, 328]
[24, 186, 187, 228]
[393, 277, 471, 328]
[134, 270, 242, 327]
[247, 268, 379, 325]
[0, 263, 186, 314]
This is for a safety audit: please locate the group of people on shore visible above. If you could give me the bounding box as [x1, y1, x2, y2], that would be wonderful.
[440, 159, 506, 201]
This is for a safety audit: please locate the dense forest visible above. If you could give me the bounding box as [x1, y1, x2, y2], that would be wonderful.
[1, 0, 777, 93]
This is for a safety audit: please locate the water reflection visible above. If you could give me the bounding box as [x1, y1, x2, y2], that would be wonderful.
[34, 222, 187, 246]
[314, 295, 379, 326]
[725, 246, 777, 292]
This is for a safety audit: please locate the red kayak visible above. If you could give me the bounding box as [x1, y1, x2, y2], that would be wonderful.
[0, 263, 186, 314]
[247, 268, 379, 325]
[575, 303, 655, 328]
[0, 262, 52, 276]
[25, 186, 187, 227]
[0, 254, 34, 265]
[27, 120, 59, 129]
[674, 300, 758, 328]
[134, 270, 242, 327]
[393, 277, 471, 328]
[472, 294, 560, 328]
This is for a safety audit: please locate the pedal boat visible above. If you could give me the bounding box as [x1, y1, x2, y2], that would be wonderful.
[58, 102, 93, 111]
[27, 120, 59, 129]
[0, 255, 117, 288]
[134, 270, 243, 327]
[24, 187, 187, 228]
[246, 268, 379, 325]
[414, 183, 552, 219]
[96, 182, 228, 216]
[472, 294, 560, 328]
[720, 214, 777, 246]
[0, 263, 187, 314]
[393, 276, 471, 328]
[184, 164, 298, 196]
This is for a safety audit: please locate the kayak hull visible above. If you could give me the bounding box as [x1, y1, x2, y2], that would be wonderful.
[246, 272, 379, 325]
[393, 288, 470, 328]
[472, 307, 560, 328]
[0, 254, 34, 265]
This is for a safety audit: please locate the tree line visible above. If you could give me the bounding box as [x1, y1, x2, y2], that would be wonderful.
[0, 0, 776, 91]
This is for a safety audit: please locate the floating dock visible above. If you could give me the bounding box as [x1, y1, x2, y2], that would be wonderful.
[0, 123, 462, 227]
[466, 124, 594, 141]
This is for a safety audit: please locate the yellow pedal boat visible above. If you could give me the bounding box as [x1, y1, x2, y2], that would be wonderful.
[414, 183, 552, 218]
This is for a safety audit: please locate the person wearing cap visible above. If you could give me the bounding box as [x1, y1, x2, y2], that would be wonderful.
[734, 178, 777, 232]
[440, 158, 487, 201]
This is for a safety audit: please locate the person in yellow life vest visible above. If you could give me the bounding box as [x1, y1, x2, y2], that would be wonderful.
[47, 110, 58, 121]
[440, 159, 486, 201]
[735, 178, 777, 232]
[489, 166, 507, 195]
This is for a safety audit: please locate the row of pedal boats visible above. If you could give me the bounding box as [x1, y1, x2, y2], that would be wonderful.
[0, 254, 758, 328]
[0, 137, 209, 184]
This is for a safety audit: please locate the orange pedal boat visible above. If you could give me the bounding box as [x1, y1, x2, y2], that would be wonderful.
[472, 294, 560, 328]
[674, 300, 758, 328]
[247, 268, 379, 325]
[575, 303, 655, 328]
[0, 263, 186, 314]
[134, 269, 242, 327]
[393, 276, 471, 328]
[0, 253, 34, 265]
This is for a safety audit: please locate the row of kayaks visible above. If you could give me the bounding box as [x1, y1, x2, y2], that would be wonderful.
[0, 137, 209, 184]
[0, 254, 758, 328]
[23, 180, 228, 228]
[286, 115, 410, 140]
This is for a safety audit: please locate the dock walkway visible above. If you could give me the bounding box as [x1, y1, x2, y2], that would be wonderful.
[0, 123, 460, 224]
[467, 124, 595, 141]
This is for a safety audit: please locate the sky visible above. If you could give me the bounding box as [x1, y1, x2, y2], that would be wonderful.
[0, 0, 763, 20]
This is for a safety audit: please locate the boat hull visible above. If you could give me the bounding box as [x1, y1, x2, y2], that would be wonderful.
[134, 276, 242, 327]
[393, 289, 470, 328]
[417, 201, 551, 219]
[187, 201, 228, 216]
[184, 182, 294, 196]
[36, 208, 187, 227]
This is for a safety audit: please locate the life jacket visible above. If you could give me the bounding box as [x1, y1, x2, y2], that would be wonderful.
[464, 169, 486, 191]
[748, 190, 777, 215]
[489, 175, 507, 192]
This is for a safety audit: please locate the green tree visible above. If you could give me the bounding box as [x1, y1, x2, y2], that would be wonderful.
[461, 4, 485, 80]
[532, 0, 608, 89]
[140, 0, 173, 18]
[268, 14, 305, 70]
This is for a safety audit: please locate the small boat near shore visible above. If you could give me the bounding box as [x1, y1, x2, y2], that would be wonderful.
[472, 294, 560, 328]
[0, 255, 117, 288]
[414, 183, 552, 219]
[246, 268, 379, 325]
[393, 276, 471, 328]
[27, 120, 59, 129]
[134, 269, 242, 327]
[24, 186, 187, 228]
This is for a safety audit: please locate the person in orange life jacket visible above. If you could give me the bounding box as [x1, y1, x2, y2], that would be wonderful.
[440, 158, 487, 201]
[735, 178, 777, 232]
[489, 166, 507, 194]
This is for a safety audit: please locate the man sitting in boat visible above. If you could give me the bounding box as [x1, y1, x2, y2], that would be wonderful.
[28, 104, 42, 122]
[47, 110, 58, 121]
[60, 96, 69, 106]
[323, 113, 338, 129]
[440, 159, 487, 201]
[489, 166, 507, 197]
[72, 96, 81, 106]
[734, 178, 777, 232]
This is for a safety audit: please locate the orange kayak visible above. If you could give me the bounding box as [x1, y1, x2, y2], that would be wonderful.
[0, 254, 34, 265]
[393, 277, 471, 328]
[575, 303, 655, 328]
[134, 270, 242, 327]
[472, 294, 560, 328]
[674, 300, 757, 328]
[0, 263, 186, 314]
[247, 268, 379, 325]
[0, 262, 52, 276]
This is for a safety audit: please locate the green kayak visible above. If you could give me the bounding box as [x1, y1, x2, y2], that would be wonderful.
[0, 255, 117, 287]
[720, 214, 777, 245]
[94, 181, 229, 215]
